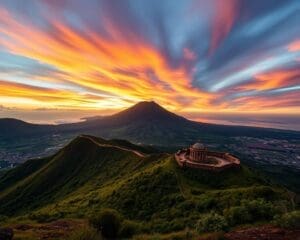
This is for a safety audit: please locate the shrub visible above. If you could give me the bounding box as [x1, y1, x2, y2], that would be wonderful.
[222, 199, 278, 227]
[179, 200, 196, 211]
[88, 198, 100, 206]
[197, 197, 215, 212]
[28, 212, 62, 223]
[250, 186, 275, 200]
[66, 227, 102, 240]
[196, 212, 228, 233]
[190, 189, 203, 195]
[0, 215, 8, 223]
[224, 206, 252, 226]
[274, 211, 300, 229]
[119, 220, 139, 238]
[169, 220, 185, 232]
[241, 198, 275, 220]
[89, 209, 121, 239]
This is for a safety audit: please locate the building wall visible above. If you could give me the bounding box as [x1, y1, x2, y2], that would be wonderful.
[190, 148, 207, 162]
[175, 150, 240, 172]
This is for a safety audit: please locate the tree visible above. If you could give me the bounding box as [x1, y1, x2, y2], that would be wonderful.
[89, 209, 121, 239]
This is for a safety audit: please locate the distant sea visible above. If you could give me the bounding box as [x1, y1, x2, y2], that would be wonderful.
[194, 113, 300, 132]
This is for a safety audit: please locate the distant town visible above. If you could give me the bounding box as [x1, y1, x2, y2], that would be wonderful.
[230, 136, 300, 170]
[0, 133, 74, 169]
[1, 134, 299, 172]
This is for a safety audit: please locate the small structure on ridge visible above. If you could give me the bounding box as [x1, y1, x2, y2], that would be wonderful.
[175, 142, 240, 171]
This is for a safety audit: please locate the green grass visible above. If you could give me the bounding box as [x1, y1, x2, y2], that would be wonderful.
[0, 135, 296, 237]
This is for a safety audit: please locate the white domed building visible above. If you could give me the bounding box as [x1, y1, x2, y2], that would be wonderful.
[189, 143, 207, 162]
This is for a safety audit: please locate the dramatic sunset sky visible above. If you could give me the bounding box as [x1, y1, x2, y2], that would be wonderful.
[0, 0, 299, 125]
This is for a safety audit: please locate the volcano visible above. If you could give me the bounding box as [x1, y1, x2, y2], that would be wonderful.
[0, 101, 298, 146]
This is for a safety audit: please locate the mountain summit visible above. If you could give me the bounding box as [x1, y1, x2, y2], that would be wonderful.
[72, 101, 195, 145]
[108, 101, 188, 124]
[120, 101, 170, 117]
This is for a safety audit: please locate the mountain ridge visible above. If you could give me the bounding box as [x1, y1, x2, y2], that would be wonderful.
[0, 135, 153, 215]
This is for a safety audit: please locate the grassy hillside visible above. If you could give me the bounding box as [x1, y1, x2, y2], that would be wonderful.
[0, 135, 296, 237]
[0, 136, 150, 215]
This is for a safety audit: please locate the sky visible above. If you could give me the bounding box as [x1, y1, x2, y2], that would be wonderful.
[0, 0, 299, 125]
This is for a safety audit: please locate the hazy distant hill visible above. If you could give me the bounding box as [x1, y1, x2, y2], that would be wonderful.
[0, 118, 55, 138]
[0, 135, 295, 237]
[1, 102, 299, 146]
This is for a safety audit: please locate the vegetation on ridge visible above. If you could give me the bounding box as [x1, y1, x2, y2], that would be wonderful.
[0, 135, 298, 239]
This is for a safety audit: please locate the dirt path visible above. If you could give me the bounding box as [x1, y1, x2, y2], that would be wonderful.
[80, 135, 146, 158]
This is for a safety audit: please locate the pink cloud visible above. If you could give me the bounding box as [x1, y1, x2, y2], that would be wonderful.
[287, 40, 300, 52]
[209, 0, 239, 54]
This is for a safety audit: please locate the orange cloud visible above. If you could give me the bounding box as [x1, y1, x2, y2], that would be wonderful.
[229, 91, 300, 113]
[239, 69, 300, 91]
[0, 80, 92, 107]
[0, 7, 213, 112]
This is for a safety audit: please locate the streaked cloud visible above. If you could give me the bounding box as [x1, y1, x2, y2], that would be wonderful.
[0, 0, 299, 117]
[209, 0, 239, 53]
